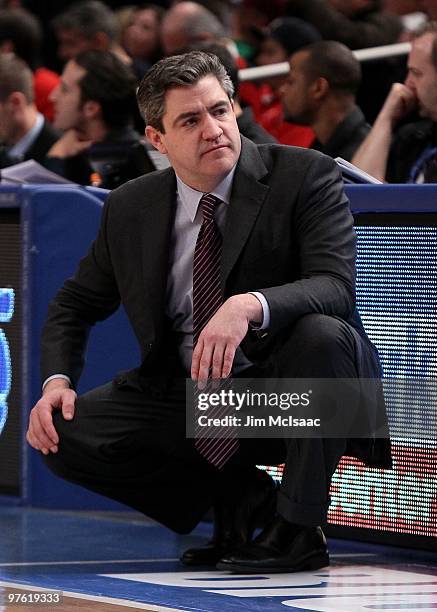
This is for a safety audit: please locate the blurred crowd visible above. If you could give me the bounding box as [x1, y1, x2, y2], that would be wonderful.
[0, 0, 437, 187]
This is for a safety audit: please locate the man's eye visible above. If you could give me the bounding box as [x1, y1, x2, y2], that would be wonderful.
[184, 118, 197, 126]
[214, 107, 227, 116]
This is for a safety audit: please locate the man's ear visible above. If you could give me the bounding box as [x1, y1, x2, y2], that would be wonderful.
[312, 77, 329, 101]
[145, 125, 168, 154]
[82, 99, 101, 120]
[7, 91, 27, 112]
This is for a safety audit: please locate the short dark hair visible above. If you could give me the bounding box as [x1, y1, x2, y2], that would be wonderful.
[52, 0, 117, 42]
[0, 8, 42, 70]
[74, 50, 137, 129]
[188, 41, 239, 96]
[0, 54, 33, 103]
[300, 40, 362, 95]
[137, 50, 234, 131]
[413, 21, 437, 70]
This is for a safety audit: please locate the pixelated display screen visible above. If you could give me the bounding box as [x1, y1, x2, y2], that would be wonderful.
[0, 208, 21, 496]
[261, 214, 437, 544]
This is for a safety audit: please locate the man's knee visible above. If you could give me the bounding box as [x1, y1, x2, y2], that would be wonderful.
[293, 314, 349, 354]
[279, 314, 356, 377]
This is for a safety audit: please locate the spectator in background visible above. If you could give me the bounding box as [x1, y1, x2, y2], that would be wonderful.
[160, 1, 226, 55]
[0, 54, 59, 168]
[286, 0, 404, 122]
[193, 42, 276, 143]
[45, 50, 157, 188]
[52, 0, 131, 66]
[281, 41, 370, 161]
[352, 22, 437, 182]
[243, 17, 320, 146]
[172, 0, 234, 29]
[120, 4, 165, 79]
[0, 8, 60, 122]
[231, 0, 287, 61]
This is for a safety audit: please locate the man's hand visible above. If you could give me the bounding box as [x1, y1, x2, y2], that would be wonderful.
[191, 293, 263, 383]
[26, 379, 77, 455]
[378, 83, 417, 127]
[47, 129, 92, 159]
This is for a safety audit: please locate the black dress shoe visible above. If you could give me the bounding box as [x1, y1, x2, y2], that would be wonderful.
[180, 470, 277, 566]
[216, 514, 329, 573]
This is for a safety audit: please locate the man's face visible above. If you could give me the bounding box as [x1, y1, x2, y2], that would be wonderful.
[56, 28, 94, 62]
[280, 51, 316, 125]
[123, 8, 160, 58]
[146, 75, 241, 191]
[405, 33, 437, 122]
[256, 38, 289, 90]
[256, 38, 288, 67]
[50, 60, 86, 131]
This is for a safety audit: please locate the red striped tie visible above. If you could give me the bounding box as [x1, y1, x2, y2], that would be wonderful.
[193, 193, 239, 469]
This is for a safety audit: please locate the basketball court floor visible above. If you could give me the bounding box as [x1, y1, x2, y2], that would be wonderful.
[0, 507, 436, 611]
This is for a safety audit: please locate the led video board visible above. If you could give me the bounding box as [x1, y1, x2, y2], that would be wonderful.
[261, 214, 437, 547]
[0, 208, 21, 497]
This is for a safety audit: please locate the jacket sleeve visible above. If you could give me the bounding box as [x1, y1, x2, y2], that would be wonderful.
[260, 154, 356, 335]
[40, 191, 120, 389]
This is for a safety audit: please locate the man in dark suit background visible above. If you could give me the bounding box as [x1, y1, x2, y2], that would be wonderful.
[26, 51, 391, 574]
[0, 54, 59, 168]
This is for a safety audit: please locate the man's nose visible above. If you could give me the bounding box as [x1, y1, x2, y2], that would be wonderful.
[202, 114, 223, 140]
[405, 72, 415, 90]
[49, 85, 59, 103]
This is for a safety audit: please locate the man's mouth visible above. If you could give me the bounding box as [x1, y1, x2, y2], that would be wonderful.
[203, 144, 229, 155]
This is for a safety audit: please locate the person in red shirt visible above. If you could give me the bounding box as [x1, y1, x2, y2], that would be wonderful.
[240, 17, 320, 146]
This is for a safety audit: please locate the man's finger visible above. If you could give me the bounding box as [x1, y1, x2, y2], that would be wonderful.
[29, 415, 56, 451]
[61, 393, 76, 420]
[197, 341, 214, 383]
[191, 338, 204, 380]
[222, 344, 236, 378]
[211, 343, 225, 380]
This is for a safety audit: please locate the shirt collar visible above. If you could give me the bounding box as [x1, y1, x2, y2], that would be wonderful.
[9, 112, 44, 160]
[176, 165, 237, 222]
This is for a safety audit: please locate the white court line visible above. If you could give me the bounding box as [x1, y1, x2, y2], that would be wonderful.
[0, 580, 184, 611]
[0, 553, 376, 567]
[0, 558, 179, 567]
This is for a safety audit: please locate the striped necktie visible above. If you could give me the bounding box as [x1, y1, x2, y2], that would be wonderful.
[192, 193, 239, 469]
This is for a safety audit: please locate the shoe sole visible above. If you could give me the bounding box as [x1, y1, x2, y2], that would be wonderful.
[216, 553, 329, 574]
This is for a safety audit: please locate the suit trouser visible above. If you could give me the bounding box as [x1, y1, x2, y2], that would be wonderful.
[43, 313, 360, 533]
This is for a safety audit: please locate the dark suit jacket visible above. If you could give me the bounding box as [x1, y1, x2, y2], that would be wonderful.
[41, 136, 391, 468]
[312, 107, 370, 162]
[0, 120, 59, 168]
[25, 120, 60, 164]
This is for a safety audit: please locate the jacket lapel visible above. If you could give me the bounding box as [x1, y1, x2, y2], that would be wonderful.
[221, 137, 270, 287]
[139, 168, 176, 331]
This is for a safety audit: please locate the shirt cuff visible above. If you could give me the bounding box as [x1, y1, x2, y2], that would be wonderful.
[248, 291, 270, 330]
[42, 374, 71, 391]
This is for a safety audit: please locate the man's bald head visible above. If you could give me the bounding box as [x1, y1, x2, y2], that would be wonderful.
[161, 1, 225, 55]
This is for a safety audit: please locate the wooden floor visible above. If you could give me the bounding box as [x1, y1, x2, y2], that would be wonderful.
[0, 584, 175, 611]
